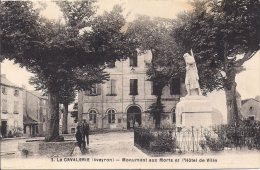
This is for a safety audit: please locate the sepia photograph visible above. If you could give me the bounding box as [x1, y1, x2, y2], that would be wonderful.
[0, 0, 259, 169]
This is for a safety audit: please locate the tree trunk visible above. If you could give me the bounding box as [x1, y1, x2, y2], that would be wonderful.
[62, 103, 68, 134]
[154, 95, 162, 128]
[224, 66, 239, 125]
[45, 90, 62, 142]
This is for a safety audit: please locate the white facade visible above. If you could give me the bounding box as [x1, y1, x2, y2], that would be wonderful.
[1, 75, 24, 137]
[78, 51, 185, 130]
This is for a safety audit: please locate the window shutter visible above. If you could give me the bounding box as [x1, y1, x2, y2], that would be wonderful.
[111, 79, 116, 94]
[97, 84, 101, 95]
[134, 79, 138, 95]
[130, 79, 138, 95]
[171, 78, 181, 95]
[130, 57, 133, 66]
[133, 53, 137, 67]
[107, 80, 111, 94]
[14, 101, 18, 113]
[130, 79, 134, 95]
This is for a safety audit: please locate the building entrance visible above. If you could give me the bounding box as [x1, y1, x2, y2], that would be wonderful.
[127, 106, 141, 129]
[1, 121, 7, 137]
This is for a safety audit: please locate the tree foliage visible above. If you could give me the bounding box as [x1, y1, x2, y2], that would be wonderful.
[127, 15, 184, 126]
[0, 1, 135, 141]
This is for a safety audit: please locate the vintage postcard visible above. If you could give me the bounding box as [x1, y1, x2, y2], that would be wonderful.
[1, 0, 259, 169]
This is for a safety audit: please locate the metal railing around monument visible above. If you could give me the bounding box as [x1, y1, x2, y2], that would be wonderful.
[134, 123, 260, 154]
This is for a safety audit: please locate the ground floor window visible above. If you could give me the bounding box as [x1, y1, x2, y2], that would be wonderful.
[71, 127, 76, 134]
[172, 108, 176, 123]
[107, 109, 116, 123]
[89, 109, 97, 124]
[248, 116, 255, 121]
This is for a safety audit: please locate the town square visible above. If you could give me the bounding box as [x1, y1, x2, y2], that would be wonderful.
[0, 0, 259, 169]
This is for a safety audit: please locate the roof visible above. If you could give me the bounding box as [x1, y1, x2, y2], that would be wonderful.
[0, 75, 23, 89]
[23, 115, 39, 125]
[27, 90, 48, 99]
[241, 98, 260, 105]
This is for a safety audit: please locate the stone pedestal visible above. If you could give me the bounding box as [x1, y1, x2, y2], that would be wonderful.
[176, 95, 212, 128]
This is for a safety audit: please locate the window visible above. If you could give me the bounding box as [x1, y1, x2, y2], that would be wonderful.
[71, 127, 76, 134]
[118, 119, 121, 123]
[14, 89, 19, 97]
[172, 109, 176, 123]
[2, 99, 7, 113]
[130, 79, 138, 95]
[2, 87, 7, 95]
[89, 109, 97, 124]
[129, 51, 137, 67]
[248, 116, 255, 121]
[14, 121, 18, 127]
[151, 81, 157, 95]
[36, 125, 39, 134]
[107, 79, 116, 96]
[107, 109, 116, 124]
[85, 84, 101, 96]
[40, 99, 46, 106]
[107, 61, 115, 68]
[170, 78, 181, 95]
[14, 101, 19, 114]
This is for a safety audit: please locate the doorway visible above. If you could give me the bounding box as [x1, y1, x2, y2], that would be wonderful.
[1, 121, 7, 137]
[127, 106, 141, 129]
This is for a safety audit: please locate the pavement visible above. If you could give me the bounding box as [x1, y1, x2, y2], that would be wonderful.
[1, 131, 260, 169]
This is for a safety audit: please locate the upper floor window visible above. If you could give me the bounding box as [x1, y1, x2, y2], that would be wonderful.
[14, 89, 19, 97]
[14, 101, 19, 114]
[107, 79, 117, 96]
[2, 99, 7, 113]
[85, 84, 101, 96]
[107, 109, 116, 124]
[107, 61, 115, 68]
[130, 79, 138, 95]
[89, 109, 97, 124]
[151, 81, 157, 95]
[170, 78, 181, 95]
[40, 99, 46, 106]
[129, 51, 137, 67]
[2, 87, 7, 95]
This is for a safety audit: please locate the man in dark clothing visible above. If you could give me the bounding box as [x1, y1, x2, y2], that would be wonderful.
[82, 120, 90, 147]
[75, 126, 84, 152]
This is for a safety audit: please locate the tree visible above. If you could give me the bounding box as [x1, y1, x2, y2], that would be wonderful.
[1, 1, 135, 141]
[127, 15, 184, 127]
[255, 95, 260, 102]
[173, 0, 260, 124]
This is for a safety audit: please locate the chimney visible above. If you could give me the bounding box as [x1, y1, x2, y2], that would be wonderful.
[1, 74, 6, 78]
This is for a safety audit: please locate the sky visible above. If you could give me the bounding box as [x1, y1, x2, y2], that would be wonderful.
[1, 0, 260, 120]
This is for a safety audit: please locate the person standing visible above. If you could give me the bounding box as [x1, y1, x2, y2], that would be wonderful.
[82, 120, 90, 147]
[75, 126, 84, 152]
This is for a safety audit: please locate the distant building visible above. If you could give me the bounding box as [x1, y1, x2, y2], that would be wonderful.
[241, 98, 260, 122]
[23, 88, 48, 136]
[0, 74, 24, 138]
[59, 109, 78, 134]
[78, 51, 185, 131]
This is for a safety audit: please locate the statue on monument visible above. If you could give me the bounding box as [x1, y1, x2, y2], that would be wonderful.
[183, 50, 202, 96]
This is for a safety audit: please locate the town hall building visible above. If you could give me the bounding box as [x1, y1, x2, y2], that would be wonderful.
[78, 51, 186, 131]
